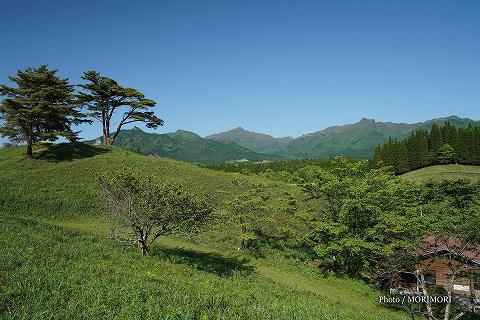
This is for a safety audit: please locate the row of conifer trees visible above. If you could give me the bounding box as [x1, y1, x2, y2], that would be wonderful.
[373, 122, 480, 174]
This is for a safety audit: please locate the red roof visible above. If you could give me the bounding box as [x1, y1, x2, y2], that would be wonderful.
[417, 236, 480, 265]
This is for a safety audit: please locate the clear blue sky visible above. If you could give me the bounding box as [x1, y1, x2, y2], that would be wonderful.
[0, 0, 479, 141]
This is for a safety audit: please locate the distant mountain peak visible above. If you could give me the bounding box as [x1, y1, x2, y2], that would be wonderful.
[166, 129, 201, 140]
[131, 126, 144, 131]
[359, 117, 375, 123]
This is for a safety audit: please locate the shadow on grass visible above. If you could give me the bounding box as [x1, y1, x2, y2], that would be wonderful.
[150, 246, 254, 277]
[35, 143, 110, 161]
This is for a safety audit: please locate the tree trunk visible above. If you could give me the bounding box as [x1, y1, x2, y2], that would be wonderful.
[139, 240, 149, 256]
[102, 112, 108, 145]
[418, 272, 435, 320]
[26, 138, 33, 158]
[238, 239, 245, 250]
[444, 275, 454, 320]
[105, 124, 111, 145]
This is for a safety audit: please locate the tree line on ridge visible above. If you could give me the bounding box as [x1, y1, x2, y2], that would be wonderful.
[373, 122, 480, 174]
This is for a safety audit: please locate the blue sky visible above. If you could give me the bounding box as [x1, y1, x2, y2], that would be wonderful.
[0, 0, 479, 141]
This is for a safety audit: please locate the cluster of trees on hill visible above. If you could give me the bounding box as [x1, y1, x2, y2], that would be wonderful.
[0, 65, 162, 158]
[202, 158, 354, 174]
[373, 122, 480, 174]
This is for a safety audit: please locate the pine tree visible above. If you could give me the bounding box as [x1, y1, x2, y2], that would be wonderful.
[78, 71, 163, 145]
[405, 132, 419, 170]
[473, 126, 480, 164]
[416, 130, 430, 168]
[457, 127, 469, 163]
[373, 145, 384, 168]
[394, 140, 410, 174]
[0, 65, 88, 158]
[428, 123, 443, 163]
[464, 125, 476, 164]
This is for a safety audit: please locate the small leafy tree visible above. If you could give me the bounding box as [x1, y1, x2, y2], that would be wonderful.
[0, 65, 88, 158]
[226, 180, 273, 251]
[100, 170, 212, 256]
[78, 71, 163, 145]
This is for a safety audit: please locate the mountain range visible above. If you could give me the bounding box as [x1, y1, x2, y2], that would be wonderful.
[207, 116, 479, 159]
[90, 127, 283, 163]
[90, 115, 479, 163]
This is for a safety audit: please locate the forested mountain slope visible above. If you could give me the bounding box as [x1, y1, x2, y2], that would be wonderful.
[208, 116, 479, 159]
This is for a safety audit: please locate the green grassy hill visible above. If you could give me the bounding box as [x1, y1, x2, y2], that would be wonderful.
[0, 144, 410, 320]
[400, 164, 480, 183]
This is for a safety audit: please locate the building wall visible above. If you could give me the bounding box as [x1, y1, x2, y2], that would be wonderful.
[420, 257, 476, 297]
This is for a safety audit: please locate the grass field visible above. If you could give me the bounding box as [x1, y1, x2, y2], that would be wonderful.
[400, 164, 480, 183]
[0, 144, 412, 319]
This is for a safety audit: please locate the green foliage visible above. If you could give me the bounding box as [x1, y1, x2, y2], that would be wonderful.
[0, 65, 88, 157]
[225, 181, 275, 252]
[437, 143, 456, 164]
[203, 157, 364, 177]
[100, 170, 212, 255]
[78, 70, 163, 145]
[300, 157, 422, 274]
[374, 122, 480, 174]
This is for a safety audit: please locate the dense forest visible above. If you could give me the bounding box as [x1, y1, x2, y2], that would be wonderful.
[373, 122, 480, 174]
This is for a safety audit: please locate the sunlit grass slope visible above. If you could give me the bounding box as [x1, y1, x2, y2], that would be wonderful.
[0, 143, 300, 218]
[400, 164, 480, 183]
[0, 144, 410, 320]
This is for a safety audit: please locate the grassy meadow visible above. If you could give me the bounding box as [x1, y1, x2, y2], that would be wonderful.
[0, 144, 413, 320]
[400, 164, 480, 183]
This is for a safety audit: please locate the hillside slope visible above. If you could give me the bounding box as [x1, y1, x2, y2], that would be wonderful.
[0, 144, 410, 320]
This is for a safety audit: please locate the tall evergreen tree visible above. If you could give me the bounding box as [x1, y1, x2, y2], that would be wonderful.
[405, 132, 419, 170]
[457, 127, 469, 163]
[0, 65, 87, 158]
[394, 140, 410, 174]
[473, 126, 480, 164]
[416, 129, 430, 168]
[78, 71, 163, 145]
[428, 123, 443, 163]
[373, 145, 384, 168]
